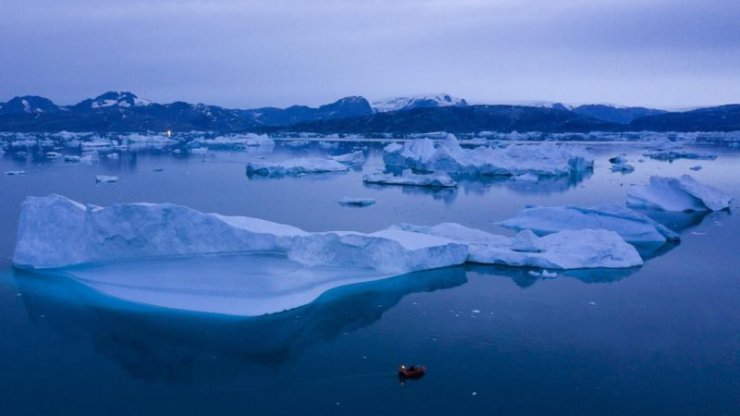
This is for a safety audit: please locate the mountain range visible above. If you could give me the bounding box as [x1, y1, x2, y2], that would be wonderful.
[0, 91, 737, 133]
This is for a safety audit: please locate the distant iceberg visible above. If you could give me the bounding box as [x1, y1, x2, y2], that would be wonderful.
[383, 134, 593, 177]
[338, 197, 376, 207]
[246, 157, 349, 177]
[627, 175, 732, 212]
[498, 205, 680, 245]
[95, 175, 119, 183]
[644, 150, 717, 161]
[329, 150, 365, 165]
[363, 169, 457, 187]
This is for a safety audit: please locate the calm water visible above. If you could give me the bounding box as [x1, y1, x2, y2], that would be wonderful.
[0, 141, 739, 415]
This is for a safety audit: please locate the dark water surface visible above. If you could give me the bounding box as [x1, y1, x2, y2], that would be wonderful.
[1, 141, 738, 415]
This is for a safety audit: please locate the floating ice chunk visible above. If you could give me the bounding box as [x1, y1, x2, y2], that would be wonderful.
[510, 230, 544, 252]
[246, 157, 349, 177]
[383, 134, 593, 177]
[198, 134, 275, 149]
[395, 223, 642, 269]
[318, 141, 339, 150]
[627, 175, 732, 212]
[95, 175, 119, 183]
[338, 197, 376, 207]
[64, 155, 81, 163]
[363, 169, 457, 187]
[689, 165, 702, 171]
[644, 150, 717, 161]
[106, 153, 119, 160]
[609, 156, 635, 173]
[46, 151, 62, 159]
[4, 170, 26, 176]
[498, 205, 679, 245]
[190, 147, 208, 154]
[329, 151, 365, 165]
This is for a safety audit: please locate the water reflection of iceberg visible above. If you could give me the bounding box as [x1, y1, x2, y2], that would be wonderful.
[13, 266, 466, 381]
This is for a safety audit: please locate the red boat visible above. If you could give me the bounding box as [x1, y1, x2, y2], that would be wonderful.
[398, 364, 426, 379]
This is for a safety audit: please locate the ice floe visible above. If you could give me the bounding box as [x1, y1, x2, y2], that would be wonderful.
[627, 175, 732, 212]
[95, 175, 119, 183]
[338, 197, 376, 207]
[644, 150, 717, 161]
[329, 150, 365, 165]
[382, 134, 593, 177]
[246, 157, 349, 177]
[363, 169, 457, 187]
[498, 205, 680, 245]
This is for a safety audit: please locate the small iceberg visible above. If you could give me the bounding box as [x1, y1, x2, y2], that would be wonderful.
[95, 175, 119, 183]
[246, 157, 349, 177]
[383, 134, 593, 177]
[644, 150, 717, 161]
[609, 156, 635, 173]
[338, 197, 376, 207]
[498, 205, 680, 245]
[64, 155, 81, 163]
[363, 169, 457, 188]
[4, 170, 27, 176]
[329, 151, 365, 165]
[627, 175, 732, 212]
[46, 151, 62, 159]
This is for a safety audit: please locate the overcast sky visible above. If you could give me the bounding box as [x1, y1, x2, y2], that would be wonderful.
[1, 0, 738, 109]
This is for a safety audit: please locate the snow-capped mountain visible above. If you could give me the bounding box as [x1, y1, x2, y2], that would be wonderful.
[0, 96, 64, 115]
[74, 91, 151, 110]
[372, 94, 467, 113]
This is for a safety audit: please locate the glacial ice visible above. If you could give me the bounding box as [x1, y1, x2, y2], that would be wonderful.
[498, 205, 680, 245]
[627, 175, 732, 212]
[13, 196, 651, 315]
[395, 223, 643, 269]
[329, 150, 365, 165]
[644, 150, 717, 161]
[609, 156, 635, 173]
[363, 169, 457, 187]
[246, 157, 349, 177]
[95, 175, 119, 183]
[382, 134, 593, 177]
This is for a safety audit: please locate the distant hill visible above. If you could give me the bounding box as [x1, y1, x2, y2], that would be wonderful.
[289, 105, 620, 133]
[628, 104, 740, 131]
[0, 91, 737, 133]
[571, 104, 667, 124]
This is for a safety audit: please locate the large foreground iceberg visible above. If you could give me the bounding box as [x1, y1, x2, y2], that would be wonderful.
[246, 157, 349, 177]
[498, 205, 680, 245]
[627, 175, 732, 212]
[383, 134, 593, 177]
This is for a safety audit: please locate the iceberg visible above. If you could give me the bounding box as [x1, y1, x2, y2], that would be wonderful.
[644, 150, 717, 161]
[4, 170, 27, 176]
[395, 223, 643, 269]
[498, 205, 680, 245]
[197, 134, 274, 149]
[609, 156, 635, 173]
[329, 150, 365, 165]
[338, 197, 376, 207]
[363, 169, 457, 187]
[246, 157, 349, 177]
[627, 175, 732, 212]
[95, 175, 119, 183]
[12, 195, 467, 273]
[382, 134, 593, 177]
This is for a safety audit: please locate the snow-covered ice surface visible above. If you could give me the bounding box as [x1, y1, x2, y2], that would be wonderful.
[627, 175, 733, 212]
[382, 134, 593, 177]
[498, 205, 680, 246]
[396, 223, 642, 269]
[246, 157, 349, 177]
[363, 169, 457, 187]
